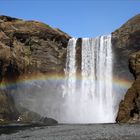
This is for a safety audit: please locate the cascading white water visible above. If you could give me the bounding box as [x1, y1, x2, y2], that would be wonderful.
[63, 35, 115, 123]
[81, 36, 114, 123]
[62, 38, 78, 123]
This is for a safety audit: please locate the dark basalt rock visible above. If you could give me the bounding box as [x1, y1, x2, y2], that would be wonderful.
[16, 106, 58, 125]
[41, 117, 58, 125]
[0, 15, 20, 22]
[0, 90, 18, 122]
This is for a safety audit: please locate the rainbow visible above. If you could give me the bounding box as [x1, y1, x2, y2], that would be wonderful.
[0, 73, 133, 91]
[113, 76, 133, 89]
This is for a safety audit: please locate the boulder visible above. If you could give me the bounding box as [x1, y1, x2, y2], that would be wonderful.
[16, 106, 58, 125]
[41, 117, 58, 125]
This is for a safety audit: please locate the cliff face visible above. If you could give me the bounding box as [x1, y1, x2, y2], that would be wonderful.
[0, 15, 70, 78]
[0, 15, 70, 122]
[112, 14, 140, 81]
[1, 14, 140, 123]
[116, 52, 140, 123]
[114, 14, 140, 123]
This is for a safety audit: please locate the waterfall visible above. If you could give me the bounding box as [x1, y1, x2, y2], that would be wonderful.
[63, 35, 114, 123]
[62, 38, 77, 123]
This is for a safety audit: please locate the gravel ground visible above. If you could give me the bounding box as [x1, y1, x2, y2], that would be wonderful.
[0, 124, 140, 140]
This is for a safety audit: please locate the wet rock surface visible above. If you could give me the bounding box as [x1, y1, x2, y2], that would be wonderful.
[0, 124, 140, 140]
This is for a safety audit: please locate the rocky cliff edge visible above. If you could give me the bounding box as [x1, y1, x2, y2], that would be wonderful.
[115, 14, 140, 123]
[0, 15, 70, 124]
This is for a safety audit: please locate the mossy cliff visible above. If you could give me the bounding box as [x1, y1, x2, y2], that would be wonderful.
[0, 15, 70, 123]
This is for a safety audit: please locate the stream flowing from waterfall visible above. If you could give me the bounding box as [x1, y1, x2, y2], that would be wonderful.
[63, 35, 115, 123]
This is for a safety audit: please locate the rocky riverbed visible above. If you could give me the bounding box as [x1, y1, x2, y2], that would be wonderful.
[0, 124, 140, 140]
